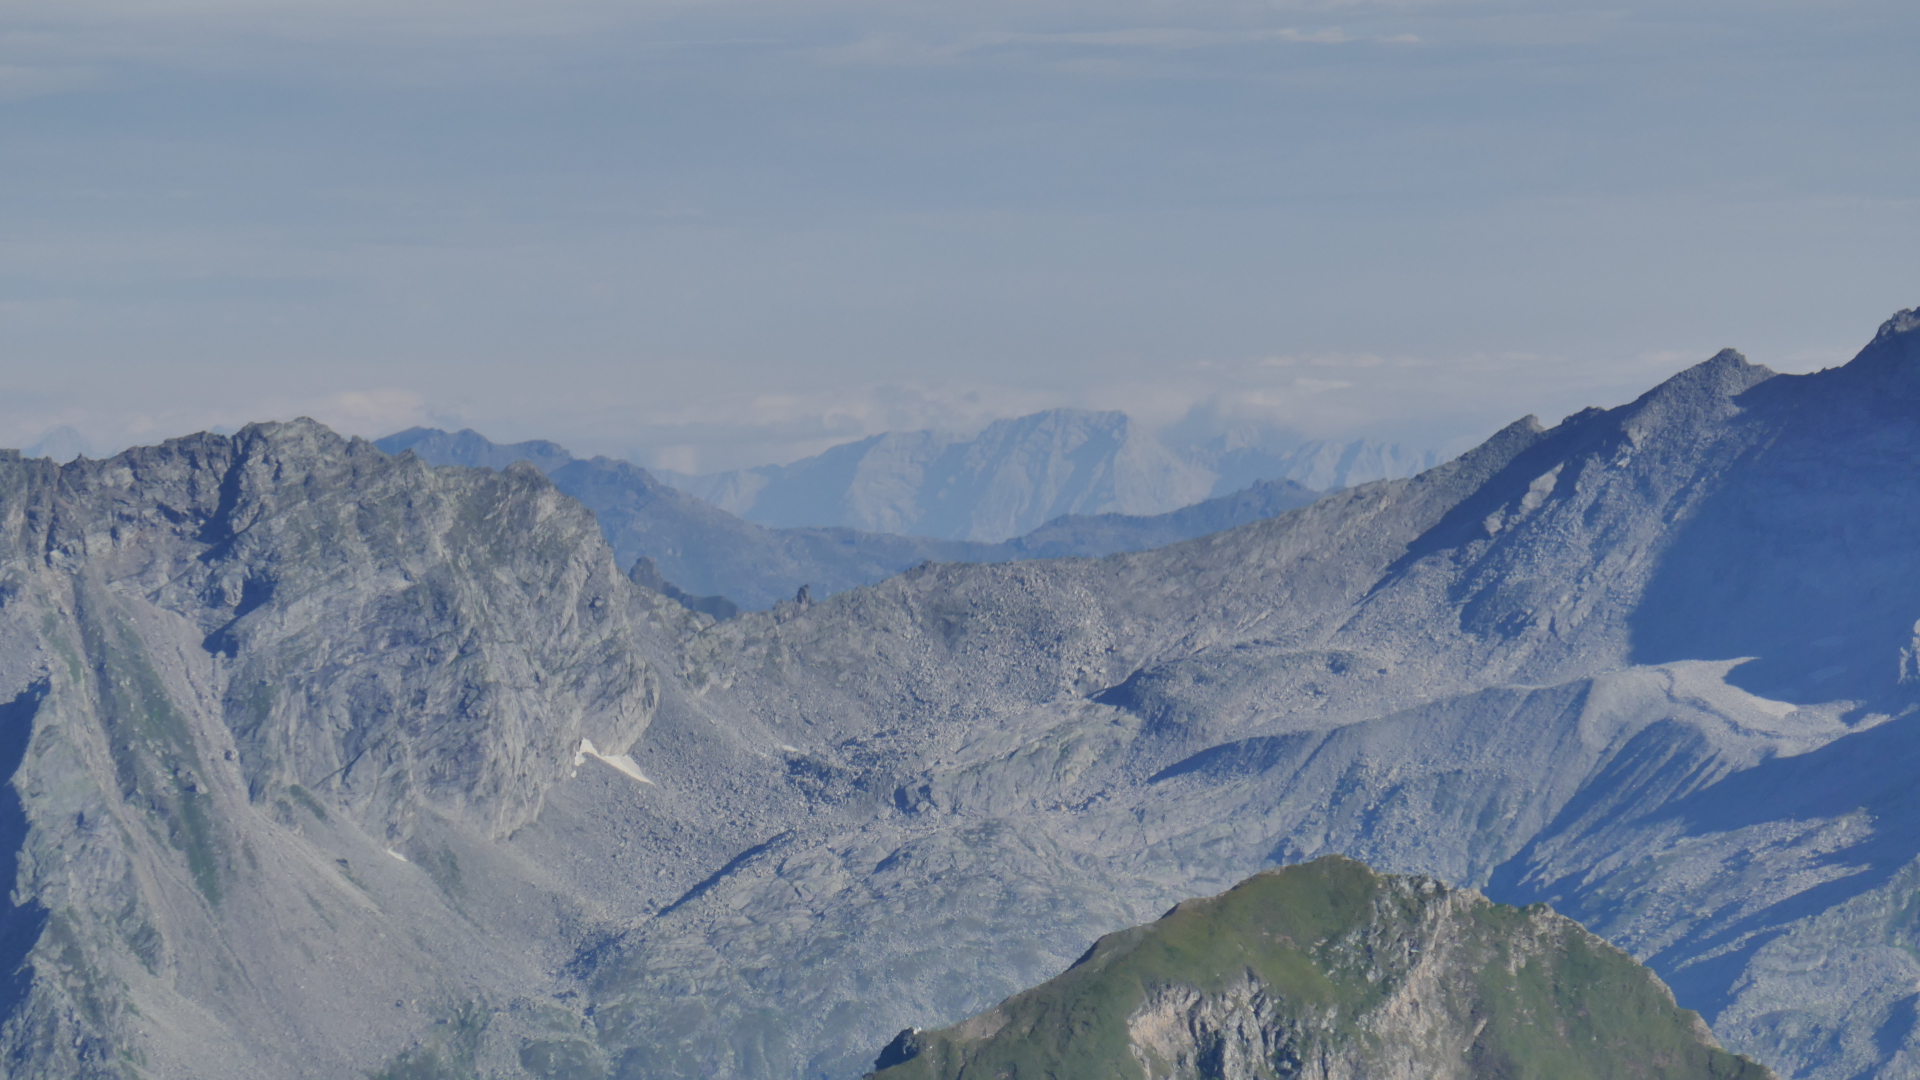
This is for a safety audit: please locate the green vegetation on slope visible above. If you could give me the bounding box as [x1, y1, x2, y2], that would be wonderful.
[871, 856, 1773, 1080]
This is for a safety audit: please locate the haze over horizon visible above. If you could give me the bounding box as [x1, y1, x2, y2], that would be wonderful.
[3, 0, 1916, 470]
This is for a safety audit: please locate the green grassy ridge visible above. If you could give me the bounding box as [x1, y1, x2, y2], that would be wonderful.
[871, 856, 1773, 1080]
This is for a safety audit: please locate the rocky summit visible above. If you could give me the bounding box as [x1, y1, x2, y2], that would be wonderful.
[0, 426, 681, 1078]
[1, 309, 1919, 1079]
[869, 856, 1773, 1080]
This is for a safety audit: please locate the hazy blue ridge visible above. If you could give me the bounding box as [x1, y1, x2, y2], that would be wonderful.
[655, 410, 1208, 541]
[652, 408, 1431, 541]
[375, 428, 1319, 611]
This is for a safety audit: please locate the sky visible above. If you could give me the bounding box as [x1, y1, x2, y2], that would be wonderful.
[2, 0, 1916, 471]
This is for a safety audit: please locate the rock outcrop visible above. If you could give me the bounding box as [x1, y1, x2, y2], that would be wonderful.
[871, 857, 1773, 1080]
[0, 422, 671, 1078]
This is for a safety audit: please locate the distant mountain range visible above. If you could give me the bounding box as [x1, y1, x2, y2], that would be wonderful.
[1194, 434, 1441, 497]
[375, 427, 1320, 610]
[656, 409, 1435, 542]
[20, 426, 94, 463]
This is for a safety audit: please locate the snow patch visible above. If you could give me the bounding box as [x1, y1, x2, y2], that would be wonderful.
[575, 738, 655, 785]
[1519, 463, 1563, 512]
[599, 754, 653, 784]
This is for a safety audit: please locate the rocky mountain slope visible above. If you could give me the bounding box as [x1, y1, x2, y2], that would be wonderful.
[568, 309, 1920, 1079]
[0, 425, 687, 1079]
[1, 308, 1918, 1080]
[378, 428, 1317, 610]
[870, 857, 1772, 1080]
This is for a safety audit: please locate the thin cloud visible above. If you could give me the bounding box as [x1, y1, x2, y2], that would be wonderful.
[991, 28, 1235, 48]
[0, 63, 99, 101]
[1249, 27, 1353, 44]
[827, 23, 1362, 66]
[1257, 352, 1419, 370]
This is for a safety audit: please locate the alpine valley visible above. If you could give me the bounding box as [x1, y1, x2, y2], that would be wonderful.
[371, 425, 1320, 613]
[3, 309, 1920, 1080]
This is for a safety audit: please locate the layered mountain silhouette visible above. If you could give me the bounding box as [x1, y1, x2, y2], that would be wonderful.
[653, 409, 1432, 541]
[375, 428, 1320, 611]
[0, 308, 1917, 1080]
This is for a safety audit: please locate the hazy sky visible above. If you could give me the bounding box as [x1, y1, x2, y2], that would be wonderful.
[3, 0, 1916, 470]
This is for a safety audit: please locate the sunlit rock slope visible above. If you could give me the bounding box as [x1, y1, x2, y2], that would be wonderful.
[870, 857, 1772, 1080]
[0, 424, 672, 1078]
[584, 308, 1920, 1080]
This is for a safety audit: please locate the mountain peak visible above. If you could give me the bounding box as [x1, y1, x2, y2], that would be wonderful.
[373, 426, 576, 474]
[1669, 347, 1771, 392]
[1841, 304, 1920, 375]
[1875, 305, 1920, 342]
[1602, 347, 1776, 445]
[232, 415, 352, 452]
[871, 857, 1774, 1080]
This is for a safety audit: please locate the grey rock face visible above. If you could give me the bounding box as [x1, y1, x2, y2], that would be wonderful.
[584, 310, 1920, 1079]
[0, 422, 674, 1079]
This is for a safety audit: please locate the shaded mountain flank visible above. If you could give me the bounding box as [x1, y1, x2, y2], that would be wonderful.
[0, 308, 1918, 1080]
[870, 857, 1772, 1080]
[374, 428, 1320, 611]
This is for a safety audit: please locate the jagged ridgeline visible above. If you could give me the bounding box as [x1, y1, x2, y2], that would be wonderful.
[0, 423, 675, 1079]
[871, 858, 1773, 1080]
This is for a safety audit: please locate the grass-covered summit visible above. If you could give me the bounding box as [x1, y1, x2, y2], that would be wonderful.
[869, 856, 1772, 1080]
